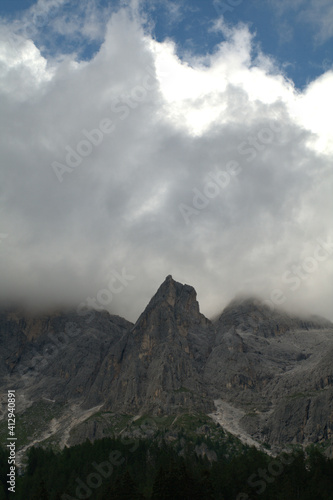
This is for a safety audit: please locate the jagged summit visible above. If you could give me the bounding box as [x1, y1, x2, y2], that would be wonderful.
[132, 275, 202, 333]
[155, 274, 187, 301]
[99, 275, 215, 415]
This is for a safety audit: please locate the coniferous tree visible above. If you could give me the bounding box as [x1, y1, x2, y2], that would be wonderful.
[30, 480, 49, 500]
[106, 469, 144, 500]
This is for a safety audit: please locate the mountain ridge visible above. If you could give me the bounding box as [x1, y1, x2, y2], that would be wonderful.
[0, 275, 332, 461]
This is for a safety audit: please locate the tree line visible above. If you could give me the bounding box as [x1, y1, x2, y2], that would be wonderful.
[0, 436, 333, 499]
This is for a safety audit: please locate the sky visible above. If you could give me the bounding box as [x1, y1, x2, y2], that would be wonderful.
[0, 0, 332, 322]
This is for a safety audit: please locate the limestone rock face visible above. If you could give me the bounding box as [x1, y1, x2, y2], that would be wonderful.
[205, 297, 333, 445]
[0, 309, 132, 408]
[0, 276, 333, 451]
[100, 275, 215, 414]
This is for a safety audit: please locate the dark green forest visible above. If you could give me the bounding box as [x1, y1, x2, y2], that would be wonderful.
[0, 436, 333, 500]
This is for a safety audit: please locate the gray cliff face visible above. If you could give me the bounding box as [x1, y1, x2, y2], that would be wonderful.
[100, 275, 215, 414]
[0, 276, 333, 453]
[205, 297, 333, 446]
[0, 309, 132, 407]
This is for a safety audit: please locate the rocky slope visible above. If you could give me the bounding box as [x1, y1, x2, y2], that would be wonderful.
[0, 276, 332, 459]
[205, 296, 333, 447]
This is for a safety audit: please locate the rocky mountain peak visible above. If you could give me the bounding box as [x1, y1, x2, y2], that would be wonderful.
[155, 274, 184, 307]
[99, 276, 215, 415]
[216, 294, 332, 338]
[132, 275, 201, 335]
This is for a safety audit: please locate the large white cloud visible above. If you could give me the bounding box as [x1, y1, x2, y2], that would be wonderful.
[0, 4, 332, 322]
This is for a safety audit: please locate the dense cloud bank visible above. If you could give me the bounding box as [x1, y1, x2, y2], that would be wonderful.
[0, 2, 332, 321]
